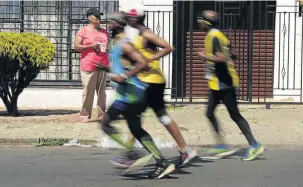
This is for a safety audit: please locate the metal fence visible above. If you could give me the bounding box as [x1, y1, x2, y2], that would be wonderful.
[170, 1, 303, 105]
[1, 1, 303, 105]
[270, 5, 303, 105]
[0, 0, 118, 88]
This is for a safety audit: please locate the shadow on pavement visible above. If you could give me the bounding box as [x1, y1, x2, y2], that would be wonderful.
[0, 109, 78, 117]
[115, 156, 209, 180]
[216, 148, 267, 161]
[119, 170, 180, 180]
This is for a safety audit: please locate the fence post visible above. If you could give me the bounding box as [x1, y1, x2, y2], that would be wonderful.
[189, 1, 194, 102]
[67, 1, 73, 81]
[248, 1, 254, 102]
[20, 0, 24, 33]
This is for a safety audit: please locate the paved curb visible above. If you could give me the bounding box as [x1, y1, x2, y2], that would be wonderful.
[0, 138, 97, 146]
[0, 138, 39, 145]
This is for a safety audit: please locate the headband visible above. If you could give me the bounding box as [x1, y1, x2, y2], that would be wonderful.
[197, 13, 218, 26]
[197, 18, 212, 25]
[108, 15, 127, 26]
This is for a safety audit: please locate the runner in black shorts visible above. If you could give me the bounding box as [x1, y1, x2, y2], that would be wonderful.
[196, 10, 264, 161]
[145, 83, 166, 112]
[125, 7, 197, 166]
[103, 11, 175, 179]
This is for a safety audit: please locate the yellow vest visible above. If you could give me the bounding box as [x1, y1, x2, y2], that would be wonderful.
[204, 29, 239, 90]
[133, 35, 166, 84]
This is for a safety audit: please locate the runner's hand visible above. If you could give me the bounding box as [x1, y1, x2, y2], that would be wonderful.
[109, 74, 126, 83]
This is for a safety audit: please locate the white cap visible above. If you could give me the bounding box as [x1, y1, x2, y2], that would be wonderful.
[126, 5, 146, 17]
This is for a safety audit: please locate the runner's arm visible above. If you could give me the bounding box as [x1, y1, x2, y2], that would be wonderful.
[141, 29, 173, 61]
[122, 42, 148, 78]
[197, 37, 227, 63]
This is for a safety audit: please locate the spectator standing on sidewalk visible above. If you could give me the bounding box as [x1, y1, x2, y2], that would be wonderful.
[74, 8, 110, 123]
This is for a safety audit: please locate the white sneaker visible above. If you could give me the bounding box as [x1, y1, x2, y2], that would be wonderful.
[179, 147, 198, 166]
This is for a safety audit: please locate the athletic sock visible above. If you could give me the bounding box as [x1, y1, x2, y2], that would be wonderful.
[138, 135, 165, 163]
[110, 134, 134, 150]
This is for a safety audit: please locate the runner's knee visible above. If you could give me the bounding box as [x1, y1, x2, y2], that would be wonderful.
[100, 115, 117, 135]
[230, 112, 243, 123]
[155, 109, 172, 126]
[206, 109, 215, 120]
[227, 107, 243, 122]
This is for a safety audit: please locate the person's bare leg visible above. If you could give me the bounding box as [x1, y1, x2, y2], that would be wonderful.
[165, 120, 187, 152]
[127, 133, 136, 145]
[127, 120, 186, 151]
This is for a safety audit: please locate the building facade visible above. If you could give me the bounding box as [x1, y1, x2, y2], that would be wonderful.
[0, 0, 303, 108]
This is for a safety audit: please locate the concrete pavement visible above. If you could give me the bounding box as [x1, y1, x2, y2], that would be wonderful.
[2, 105, 303, 148]
[0, 146, 302, 187]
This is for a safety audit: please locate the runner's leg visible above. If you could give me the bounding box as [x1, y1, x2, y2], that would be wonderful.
[124, 102, 176, 179]
[146, 83, 197, 165]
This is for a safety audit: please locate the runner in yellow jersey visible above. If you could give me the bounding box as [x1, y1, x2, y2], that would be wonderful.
[196, 10, 264, 161]
[125, 7, 197, 167]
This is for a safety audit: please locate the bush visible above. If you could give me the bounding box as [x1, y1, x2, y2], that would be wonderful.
[0, 32, 56, 116]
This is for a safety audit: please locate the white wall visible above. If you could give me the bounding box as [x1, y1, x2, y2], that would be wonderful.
[273, 0, 303, 102]
[119, 0, 174, 99]
[0, 88, 116, 110]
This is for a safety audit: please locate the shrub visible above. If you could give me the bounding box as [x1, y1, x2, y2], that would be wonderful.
[0, 32, 56, 116]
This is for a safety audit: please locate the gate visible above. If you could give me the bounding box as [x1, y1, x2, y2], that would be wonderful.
[143, 5, 175, 101]
[141, 1, 276, 104]
[0, 0, 118, 88]
[182, 1, 276, 104]
[1, 1, 303, 105]
[267, 3, 303, 104]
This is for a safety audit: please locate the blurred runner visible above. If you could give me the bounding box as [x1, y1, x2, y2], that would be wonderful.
[125, 6, 198, 167]
[196, 10, 264, 161]
[101, 11, 175, 179]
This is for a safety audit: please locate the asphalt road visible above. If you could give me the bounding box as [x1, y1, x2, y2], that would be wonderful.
[0, 146, 303, 187]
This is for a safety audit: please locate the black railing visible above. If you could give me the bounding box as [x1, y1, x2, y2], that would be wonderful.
[170, 1, 303, 105]
[267, 4, 303, 104]
[1, 1, 303, 105]
[0, 0, 118, 88]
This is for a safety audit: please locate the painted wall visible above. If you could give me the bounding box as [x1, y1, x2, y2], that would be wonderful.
[273, 0, 303, 102]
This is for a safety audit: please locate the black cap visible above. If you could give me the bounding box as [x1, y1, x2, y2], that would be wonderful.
[87, 8, 103, 17]
[108, 12, 127, 26]
[197, 10, 219, 26]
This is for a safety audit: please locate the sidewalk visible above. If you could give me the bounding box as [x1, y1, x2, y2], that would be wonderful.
[1, 104, 303, 147]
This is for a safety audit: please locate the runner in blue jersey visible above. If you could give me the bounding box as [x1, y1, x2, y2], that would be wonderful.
[100, 11, 175, 179]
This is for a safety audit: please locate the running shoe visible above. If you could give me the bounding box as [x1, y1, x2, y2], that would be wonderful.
[109, 157, 136, 168]
[177, 147, 198, 167]
[148, 160, 176, 179]
[123, 153, 154, 173]
[241, 143, 264, 161]
[201, 144, 238, 160]
[109, 149, 144, 168]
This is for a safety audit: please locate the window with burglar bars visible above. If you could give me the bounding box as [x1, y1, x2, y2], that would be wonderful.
[0, 0, 119, 88]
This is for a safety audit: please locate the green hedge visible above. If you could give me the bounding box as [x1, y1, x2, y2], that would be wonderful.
[0, 32, 56, 68]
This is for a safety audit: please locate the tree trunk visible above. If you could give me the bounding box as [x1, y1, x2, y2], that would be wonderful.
[10, 96, 19, 117]
[2, 97, 12, 114]
[0, 62, 39, 117]
[2, 95, 19, 116]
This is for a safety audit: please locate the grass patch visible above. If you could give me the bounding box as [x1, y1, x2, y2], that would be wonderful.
[33, 138, 97, 147]
[34, 138, 69, 147]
